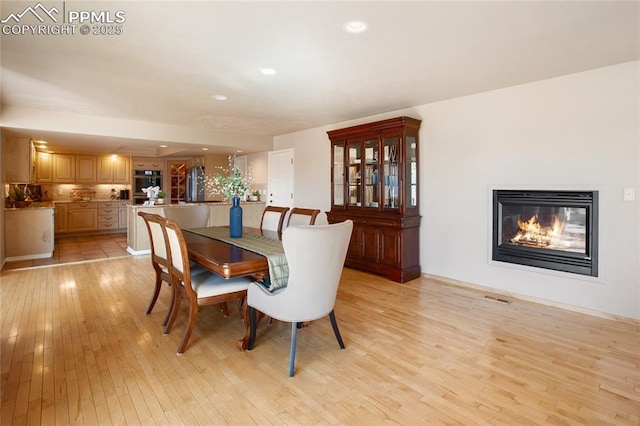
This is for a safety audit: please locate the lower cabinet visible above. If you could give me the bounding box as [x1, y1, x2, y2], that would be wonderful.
[327, 212, 421, 283]
[118, 201, 128, 229]
[56, 201, 128, 234]
[67, 202, 98, 232]
[98, 201, 120, 231]
[54, 203, 68, 233]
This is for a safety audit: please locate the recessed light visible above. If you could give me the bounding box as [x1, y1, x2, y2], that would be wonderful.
[201, 148, 209, 151]
[160, 144, 168, 148]
[343, 20, 368, 34]
[260, 67, 276, 76]
[212, 94, 228, 101]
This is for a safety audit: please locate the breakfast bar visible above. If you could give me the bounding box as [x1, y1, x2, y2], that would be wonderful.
[126, 201, 265, 254]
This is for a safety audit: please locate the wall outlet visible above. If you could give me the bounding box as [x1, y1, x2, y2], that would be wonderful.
[623, 187, 635, 202]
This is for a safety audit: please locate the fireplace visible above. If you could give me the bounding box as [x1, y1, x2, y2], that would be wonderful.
[492, 190, 598, 276]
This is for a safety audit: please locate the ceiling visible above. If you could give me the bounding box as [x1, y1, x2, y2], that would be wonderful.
[1, 1, 638, 157]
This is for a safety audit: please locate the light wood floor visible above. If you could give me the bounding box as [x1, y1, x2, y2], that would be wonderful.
[1, 256, 638, 425]
[2, 233, 129, 271]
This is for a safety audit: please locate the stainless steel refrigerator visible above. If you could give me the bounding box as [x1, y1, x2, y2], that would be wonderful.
[187, 166, 205, 202]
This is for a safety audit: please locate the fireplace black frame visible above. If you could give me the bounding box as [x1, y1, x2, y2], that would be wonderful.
[492, 190, 598, 277]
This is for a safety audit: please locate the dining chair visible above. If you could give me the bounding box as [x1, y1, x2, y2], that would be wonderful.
[138, 212, 174, 328]
[286, 207, 321, 227]
[162, 218, 250, 354]
[260, 205, 290, 239]
[247, 220, 353, 376]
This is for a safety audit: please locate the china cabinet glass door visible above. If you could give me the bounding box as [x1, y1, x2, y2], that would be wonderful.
[347, 142, 361, 207]
[332, 144, 344, 206]
[406, 136, 417, 208]
[363, 138, 379, 208]
[383, 136, 400, 209]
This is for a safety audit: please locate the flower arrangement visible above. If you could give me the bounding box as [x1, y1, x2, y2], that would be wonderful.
[201, 155, 253, 200]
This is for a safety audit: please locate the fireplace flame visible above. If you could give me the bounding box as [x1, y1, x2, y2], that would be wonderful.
[511, 215, 565, 247]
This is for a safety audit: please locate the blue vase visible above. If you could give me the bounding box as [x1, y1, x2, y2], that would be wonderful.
[229, 197, 243, 238]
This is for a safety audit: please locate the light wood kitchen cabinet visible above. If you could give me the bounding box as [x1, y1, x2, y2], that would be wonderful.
[54, 203, 68, 233]
[98, 201, 120, 230]
[131, 157, 164, 170]
[3, 138, 35, 183]
[53, 154, 76, 183]
[97, 156, 130, 184]
[118, 201, 128, 229]
[75, 156, 97, 183]
[36, 152, 54, 183]
[67, 202, 98, 232]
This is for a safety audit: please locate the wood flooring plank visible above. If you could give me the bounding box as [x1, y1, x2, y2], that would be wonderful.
[1, 257, 639, 425]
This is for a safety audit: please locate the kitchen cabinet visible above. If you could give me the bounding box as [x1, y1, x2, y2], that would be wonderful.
[326, 116, 421, 283]
[53, 154, 76, 183]
[98, 201, 120, 231]
[118, 201, 128, 229]
[97, 156, 130, 184]
[3, 138, 35, 183]
[36, 152, 54, 183]
[54, 203, 68, 233]
[169, 161, 187, 203]
[75, 156, 97, 183]
[67, 202, 98, 232]
[131, 157, 164, 170]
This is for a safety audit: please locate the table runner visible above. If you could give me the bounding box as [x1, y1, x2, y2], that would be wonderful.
[186, 227, 288, 291]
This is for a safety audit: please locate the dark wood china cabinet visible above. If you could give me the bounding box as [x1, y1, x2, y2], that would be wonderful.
[326, 116, 421, 283]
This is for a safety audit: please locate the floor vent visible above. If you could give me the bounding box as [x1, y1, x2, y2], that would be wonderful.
[484, 295, 511, 304]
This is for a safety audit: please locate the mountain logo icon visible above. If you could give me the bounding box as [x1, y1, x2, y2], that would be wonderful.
[1, 2, 60, 24]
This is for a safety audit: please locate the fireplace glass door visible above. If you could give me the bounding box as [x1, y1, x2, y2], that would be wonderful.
[500, 205, 587, 254]
[493, 190, 598, 276]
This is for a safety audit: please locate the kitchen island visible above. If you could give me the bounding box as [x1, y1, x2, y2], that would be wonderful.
[126, 201, 265, 254]
[4, 206, 55, 261]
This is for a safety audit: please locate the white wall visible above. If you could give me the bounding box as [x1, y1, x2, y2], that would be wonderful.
[275, 61, 640, 319]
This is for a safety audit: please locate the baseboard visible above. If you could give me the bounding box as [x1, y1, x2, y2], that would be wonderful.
[422, 273, 639, 325]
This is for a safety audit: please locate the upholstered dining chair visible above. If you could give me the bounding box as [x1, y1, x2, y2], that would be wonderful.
[247, 220, 353, 376]
[286, 207, 321, 227]
[162, 218, 250, 354]
[260, 205, 290, 239]
[138, 212, 174, 328]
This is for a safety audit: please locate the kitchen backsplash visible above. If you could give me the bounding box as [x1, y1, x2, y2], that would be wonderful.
[40, 184, 132, 201]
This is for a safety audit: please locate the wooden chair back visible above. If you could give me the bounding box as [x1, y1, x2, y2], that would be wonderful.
[287, 207, 321, 227]
[260, 205, 290, 238]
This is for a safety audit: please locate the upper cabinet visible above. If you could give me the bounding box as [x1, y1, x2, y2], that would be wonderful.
[131, 157, 164, 171]
[75, 155, 97, 183]
[34, 153, 130, 184]
[53, 154, 75, 183]
[97, 156, 130, 184]
[3, 138, 35, 183]
[35, 152, 54, 182]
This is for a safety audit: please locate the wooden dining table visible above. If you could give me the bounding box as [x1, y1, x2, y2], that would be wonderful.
[182, 227, 278, 350]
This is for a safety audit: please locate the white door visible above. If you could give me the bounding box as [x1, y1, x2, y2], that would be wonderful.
[268, 149, 294, 207]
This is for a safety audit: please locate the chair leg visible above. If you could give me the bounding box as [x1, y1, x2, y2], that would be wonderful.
[329, 310, 345, 349]
[177, 301, 198, 354]
[289, 322, 298, 377]
[162, 280, 175, 327]
[248, 306, 257, 350]
[145, 272, 163, 314]
[164, 289, 181, 335]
